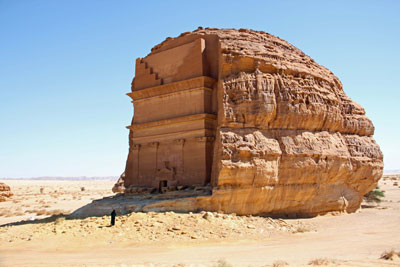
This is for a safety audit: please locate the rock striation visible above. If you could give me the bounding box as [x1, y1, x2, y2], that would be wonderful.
[0, 182, 13, 202]
[115, 28, 383, 217]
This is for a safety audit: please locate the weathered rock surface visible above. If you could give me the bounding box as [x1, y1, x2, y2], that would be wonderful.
[112, 173, 126, 193]
[115, 28, 383, 217]
[0, 182, 13, 202]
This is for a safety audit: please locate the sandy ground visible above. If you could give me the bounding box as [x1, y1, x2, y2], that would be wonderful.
[0, 179, 115, 226]
[0, 176, 399, 266]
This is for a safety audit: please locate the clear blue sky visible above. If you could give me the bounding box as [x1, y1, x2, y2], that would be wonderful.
[0, 0, 399, 177]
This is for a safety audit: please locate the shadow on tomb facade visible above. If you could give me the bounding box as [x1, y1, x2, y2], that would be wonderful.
[109, 27, 383, 217]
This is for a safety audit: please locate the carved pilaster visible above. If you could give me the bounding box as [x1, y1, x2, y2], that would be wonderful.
[174, 138, 185, 145]
[133, 144, 141, 150]
[132, 144, 141, 180]
[145, 142, 159, 174]
[147, 142, 159, 148]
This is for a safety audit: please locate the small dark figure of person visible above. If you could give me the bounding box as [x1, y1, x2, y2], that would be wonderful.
[110, 209, 116, 226]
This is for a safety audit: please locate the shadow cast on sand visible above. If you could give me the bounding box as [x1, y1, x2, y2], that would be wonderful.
[0, 194, 124, 228]
[3, 190, 369, 228]
[66, 191, 214, 220]
[0, 214, 68, 228]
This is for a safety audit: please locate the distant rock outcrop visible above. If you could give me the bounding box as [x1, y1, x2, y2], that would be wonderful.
[0, 182, 13, 202]
[112, 28, 383, 217]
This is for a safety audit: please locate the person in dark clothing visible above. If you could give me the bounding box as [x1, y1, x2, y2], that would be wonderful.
[110, 209, 116, 226]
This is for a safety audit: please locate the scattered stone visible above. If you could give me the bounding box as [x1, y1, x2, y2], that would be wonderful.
[202, 212, 214, 220]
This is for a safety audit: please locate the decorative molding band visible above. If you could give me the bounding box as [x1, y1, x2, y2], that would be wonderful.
[127, 113, 217, 131]
[127, 76, 216, 101]
[132, 87, 212, 103]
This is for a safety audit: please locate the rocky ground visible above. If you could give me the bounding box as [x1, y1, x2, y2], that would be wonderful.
[0, 211, 309, 246]
[0, 175, 399, 266]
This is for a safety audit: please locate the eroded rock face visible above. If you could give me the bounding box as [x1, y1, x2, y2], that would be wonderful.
[119, 28, 383, 217]
[112, 173, 126, 193]
[0, 182, 13, 202]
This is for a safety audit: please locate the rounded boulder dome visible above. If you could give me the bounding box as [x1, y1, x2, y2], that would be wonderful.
[118, 27, 383, 217]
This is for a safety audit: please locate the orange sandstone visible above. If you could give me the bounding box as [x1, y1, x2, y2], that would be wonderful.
[116, 28, 383, 217]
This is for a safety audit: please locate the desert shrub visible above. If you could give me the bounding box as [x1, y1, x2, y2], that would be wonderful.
[293, 225, 311, 233]
[25, 208, 67, 216]
[273, 260, 289, 266]
[308, 258, 337, 265]
[80, 187, 85, 191]
[380, 249, 400, 260]
[55, 217, 66, 225]
[48, 209, 67, 216]
[36, 209, 47, 216]
[364, 186, 385, 203]
[213, 259, 233, 267]
[0, 209, 13, 217]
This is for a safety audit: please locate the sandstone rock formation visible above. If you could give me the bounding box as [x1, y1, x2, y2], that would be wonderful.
[112, 172, 126, 193]
[116, 28, 383, 217]
[0, 182, 13, 202]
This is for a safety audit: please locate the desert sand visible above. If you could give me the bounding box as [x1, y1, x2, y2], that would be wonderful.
[0, 176, 399, 266]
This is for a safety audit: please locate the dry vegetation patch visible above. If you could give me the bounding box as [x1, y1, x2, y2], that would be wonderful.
[272, 260, 290, 266]
[380, 249, 400, 261]
[213, 259, 233, 267]
[308, 258, 338, 265]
